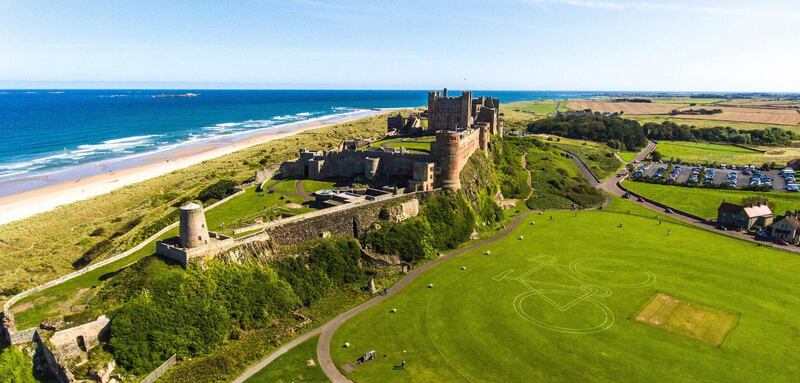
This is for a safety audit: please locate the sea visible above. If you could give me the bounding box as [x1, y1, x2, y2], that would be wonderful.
[0, 89, 613, 184]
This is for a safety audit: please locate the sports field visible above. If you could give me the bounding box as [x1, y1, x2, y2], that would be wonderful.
[653, 141, 800, 167]
[622, 181, 800, 219]
[330, 200, 800, 382]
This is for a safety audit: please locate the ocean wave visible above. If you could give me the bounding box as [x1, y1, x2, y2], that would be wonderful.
[0, 107, 372, 181]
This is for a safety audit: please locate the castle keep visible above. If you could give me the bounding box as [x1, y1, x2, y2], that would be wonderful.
[281, 88, 501, 191]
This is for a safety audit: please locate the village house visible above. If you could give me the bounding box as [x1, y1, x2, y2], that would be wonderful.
[770, 211, 800, 244]
[716, 202, 773, 231]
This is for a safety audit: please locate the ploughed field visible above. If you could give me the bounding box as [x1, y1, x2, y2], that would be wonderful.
[330, 200, 800, 382]
[568, 99, 800, 127]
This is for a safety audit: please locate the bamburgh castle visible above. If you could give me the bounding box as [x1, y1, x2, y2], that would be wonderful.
[151, 89, 502, 266]
[280, 89, 501, 191]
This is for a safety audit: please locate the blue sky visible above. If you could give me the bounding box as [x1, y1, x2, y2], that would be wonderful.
[1, 0, 798, 91]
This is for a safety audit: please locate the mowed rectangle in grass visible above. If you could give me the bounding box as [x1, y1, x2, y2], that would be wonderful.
[636, 293, 738, 346]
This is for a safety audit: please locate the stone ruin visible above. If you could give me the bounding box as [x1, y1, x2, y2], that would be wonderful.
[35, 315, 115, 383]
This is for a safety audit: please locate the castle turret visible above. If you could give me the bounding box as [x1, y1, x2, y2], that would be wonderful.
[434, 130, 463, 190]
[179, 202, 210, 248]
[478, 122, 490, 155]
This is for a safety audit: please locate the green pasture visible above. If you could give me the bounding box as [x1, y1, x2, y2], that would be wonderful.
[534, 135, 623, 180]
[623, 180, 800, 219]
[653, 141, 800, 168]
[331, 200, 800, 382]
[506, 100, 560, 115]
[245, 336, 328, 383]
[10, 179, 335, 329]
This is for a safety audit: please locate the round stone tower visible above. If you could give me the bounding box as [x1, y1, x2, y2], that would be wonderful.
[434, 130, 462, 190]
[179, 202, 210, 248]
[478, 122, 490, 154]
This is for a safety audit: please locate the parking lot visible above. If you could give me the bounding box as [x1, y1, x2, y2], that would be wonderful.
[632, 162, 797, 192]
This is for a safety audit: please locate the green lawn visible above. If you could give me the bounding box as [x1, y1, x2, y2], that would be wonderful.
[623, 180, 800, 219]
[534, 135, 623, 180]
[331, 199, 800, 382]
[10, 180, 330, 329]
[618, 151, 638, 162]
[245, 336, 328, 383]
[366, 136, 435, 153]
[653, 141, 800, 168]
[506, 100, 560, 116]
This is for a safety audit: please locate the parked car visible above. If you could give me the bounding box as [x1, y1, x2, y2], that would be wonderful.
[775, 239, 789, 246]
[664, 208, 673, 214]
[637, 197, 645, 202]
[622, 192, 631, 199]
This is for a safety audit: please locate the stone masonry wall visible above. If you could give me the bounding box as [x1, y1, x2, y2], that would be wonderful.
[265, 193, 427, 246]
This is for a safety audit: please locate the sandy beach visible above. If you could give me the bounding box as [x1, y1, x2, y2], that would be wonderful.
[0, 109, 386, 225]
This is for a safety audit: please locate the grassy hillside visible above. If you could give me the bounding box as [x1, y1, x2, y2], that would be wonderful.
[0, 112, 397, 300]
[331, 198, 800, 382]
[623, 180, 800, 219]
[653, 141, 800, 168]
[537, 135, 623, 180]
[244, 336, 327, 383]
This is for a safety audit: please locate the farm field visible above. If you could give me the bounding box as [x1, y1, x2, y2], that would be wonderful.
[566, 100, 681, 114]
[670, 106, 800, 126]
[653, 141, 800, 168]
[9, 180, 335, 329]
[622, 180, 800, 219]
[649, 97, 725, 105]
[623, 114, 797, 132]
[504, 100, 562, 116]
[245, 335, 328, 383]
[330, 200, 800, 382]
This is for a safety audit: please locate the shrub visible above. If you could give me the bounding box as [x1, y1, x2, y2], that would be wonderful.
[0, 347, 35, 383]
[198, 179, 237, 203]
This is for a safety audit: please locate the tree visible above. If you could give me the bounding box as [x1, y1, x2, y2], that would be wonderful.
[650, 150, 663, 162]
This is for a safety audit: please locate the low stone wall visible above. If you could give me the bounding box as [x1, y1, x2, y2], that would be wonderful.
[140, 354, 177, 383]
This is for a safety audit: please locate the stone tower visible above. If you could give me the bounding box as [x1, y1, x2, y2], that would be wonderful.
[179, 202, 210, 248]
[433, 130, 463, 190]
[478, 123, 490, 155]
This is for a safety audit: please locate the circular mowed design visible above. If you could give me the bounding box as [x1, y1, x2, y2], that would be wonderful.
[513, 290, 614, 334]
[569, 258, 656, 288]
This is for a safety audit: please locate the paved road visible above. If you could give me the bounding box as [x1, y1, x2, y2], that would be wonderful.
[597, 141, 800, 255]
